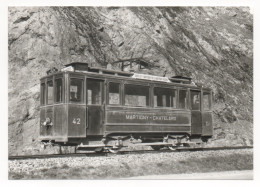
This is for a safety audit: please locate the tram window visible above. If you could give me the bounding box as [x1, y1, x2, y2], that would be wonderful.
[179, 90, 187, 109]
[47, 80, 54, 105]
[40, 82, 46, 105]
[70, 78, 83, 103]
[55, 79, 63, 103]
[203, 92, 211, 110]
[108, 82, 120, 105]
[191, 91, 200, 110]
[87, 79, 103, 105]
[125, 84, 149, 107]
[154, 87, 177, 108]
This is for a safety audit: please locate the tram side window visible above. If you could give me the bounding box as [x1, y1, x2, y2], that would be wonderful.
[125, 84, 149, 107]
[203, 92, 211, 110]
[40, 82, 46, 105]
[109, 82, 120, 105]
[191, 91, 200, 110]
[47, 80, 53, 105]
[70, 78, 83, 103]
[154, 87, 177, 108]
[179, 90, 187, 109]
[87, 79, 103, 105]
[55, 79, 63, 103]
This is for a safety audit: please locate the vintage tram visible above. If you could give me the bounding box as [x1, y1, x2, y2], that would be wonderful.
[40, 62, 213, 152]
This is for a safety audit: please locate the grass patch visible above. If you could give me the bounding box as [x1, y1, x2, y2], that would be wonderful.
[9, 152, 253, 179]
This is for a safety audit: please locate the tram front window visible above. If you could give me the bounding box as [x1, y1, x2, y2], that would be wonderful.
[70, 78, 83, 103]
[41, 82, 46, 105]
[125, 84, 149, 107]
[47, 80, 53, 105]
[55, 78, 63, 103]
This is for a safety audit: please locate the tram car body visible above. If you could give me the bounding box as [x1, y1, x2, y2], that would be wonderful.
[40, 62, 213, 151]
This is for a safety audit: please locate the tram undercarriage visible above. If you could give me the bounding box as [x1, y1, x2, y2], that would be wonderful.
[41, 132, 211, 153]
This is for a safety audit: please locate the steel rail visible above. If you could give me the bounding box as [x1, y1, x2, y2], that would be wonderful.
[8, 152, 108, 160]
[8, 146, 253, 160]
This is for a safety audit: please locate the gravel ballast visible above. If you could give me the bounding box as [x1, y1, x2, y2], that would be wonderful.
[9, 149, 253, 179]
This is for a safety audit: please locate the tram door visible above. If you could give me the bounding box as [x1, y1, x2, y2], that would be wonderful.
[190, 90, 202, 135]
[86, 78, 105, 135]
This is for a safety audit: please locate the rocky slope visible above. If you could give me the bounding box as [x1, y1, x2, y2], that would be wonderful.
[8, 7, 253, 155]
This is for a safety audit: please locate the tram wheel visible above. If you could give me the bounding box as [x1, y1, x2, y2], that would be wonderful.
[94, 147, 104, 153]
[151, 145, 163, 150]
[168, 146, 177, 151]
[201, 137, 209, 143]
[107, 147, 121, 154]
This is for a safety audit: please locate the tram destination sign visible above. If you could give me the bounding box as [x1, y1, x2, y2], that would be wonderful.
[132, 73, 170, 82]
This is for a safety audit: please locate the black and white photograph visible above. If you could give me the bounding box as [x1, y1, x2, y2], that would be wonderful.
[2, 0, 257, 183]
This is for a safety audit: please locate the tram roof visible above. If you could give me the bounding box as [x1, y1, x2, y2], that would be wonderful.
[41, 62, 212, 90]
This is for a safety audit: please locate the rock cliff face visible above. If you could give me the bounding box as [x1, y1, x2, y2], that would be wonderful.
[8, 7, 253, 155]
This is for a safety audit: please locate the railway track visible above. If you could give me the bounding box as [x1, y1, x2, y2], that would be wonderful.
[8, 146, 253, 160]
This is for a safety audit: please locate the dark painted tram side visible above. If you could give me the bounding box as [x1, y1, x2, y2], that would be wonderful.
[40, 62, 213, 152]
